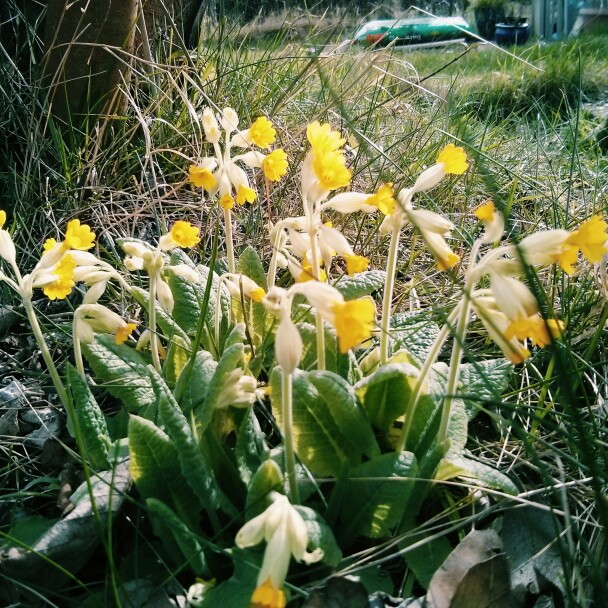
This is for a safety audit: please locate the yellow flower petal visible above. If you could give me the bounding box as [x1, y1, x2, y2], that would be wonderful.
[170, 221, 200, 248]
[220, 194, 234, 210]
[43, 254, 77, 300]
[236, 186, 257, 205]
[43, 237, 58, 251]
[115, 322, 138, 345]
[250, 287, 266, 303]
[436, 143, 468, 175]
[251, 578, 286, 608]
[344, 254, 369, 275]
[331, 298, 375, 353]
[0, 210, 5, 228]
[312, 149, 351, 191]
[262, 149, 289, 182]
[306, 121, 345, 153]
[64, 219, 96, 251]
[436, 251, 460, 271]
[567, 215, 608, 263]
[249, 117, 276, 149]
[189, 164, 217, 190]
[297, 262, 327, 283]
[474, 200, 495, 222]
[366, 183, 396, 215]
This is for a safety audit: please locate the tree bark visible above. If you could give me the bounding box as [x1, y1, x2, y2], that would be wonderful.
[42, 0, 138, 126]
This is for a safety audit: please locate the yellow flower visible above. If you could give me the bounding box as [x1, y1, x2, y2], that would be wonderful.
[344, 254, 369, 275]
[297, 262, 327, 283]
[170, 221, 201, 248]
[306, 121, 345, 153]
[505, 316, 563, 348]
[366, 183, 396, 215]
[64, 219, 95, 251]
[43, 238, 57, 251]
[189, 164, 217, 190]
[262, 149, 289, 182]
[220, 194, 235, 210]
[312, 149, 352, 191]
[474, 200, 495, 222]
[115, 322, 138, 345]
[236, 186, 257, 205]
[251, 579, 286, 608]
[43, 254, 76, 300]
[436, 143, 468, 175]
[331, 298, 375, 353]
[250, 287, 266, 303]
[567, 215, 608, 263]
[0, 210, 5, 228]
[249, 117, 276, 149]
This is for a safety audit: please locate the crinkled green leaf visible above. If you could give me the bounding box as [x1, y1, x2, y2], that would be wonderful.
[237, 246, 267, 290]
[403, 535, 453, 590]
[154, 370, 233, 514]
[354, 363, 420, 432]
[146, 498, 207, 573]
[271, 368, 374, 476]
[458, 359, 513, 420]
[295, 506, 342, 567]
[308, 371, 379, 460]
[128, 415, 201, 530]
[435, 455, 518, 495]
[296, 321, 343, 374]
[82, 334, 156, 414]
[66, 363, 110, 469]
[174, 349, 217, 415]
[339, 451, 417, 539]
[391, 310, 441, 365]
[168, 250, 230, 342]
[333, 270, 386, 300]
[236, 409, 268, 487]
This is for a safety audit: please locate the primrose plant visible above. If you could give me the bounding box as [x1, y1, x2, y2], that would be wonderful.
[1, 107, 607, 608]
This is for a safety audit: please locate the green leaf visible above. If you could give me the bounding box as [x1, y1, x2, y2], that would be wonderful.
[458, 359, 513, 420]
[202, 343, 246, 426]
[197, 547, 260, 608]
[145, 498, 207, 573]
[308, 371, 379, 460]
[237, 246, 267, 289]
[66, 364, 110, 469]
[333, 270, 386, 300]
[403, 535, 453, 589]
[164, 334, 191, 386]
[391, 310, 441, 365]
[354, 363, 420, 432]
[154, 370, 232, 514]
[82, 335, 156, 414]
[339, 451, 417, 540]
[2, 515, 57, 550]
[128, 415, 202, 530]
[236, 409, 268, 487]
[435, 455, 518, 494]
[168, 252, 230, 341]
[295, 506, 342, 567]
[245, 460, 284, 518]
[270, 368, 375, 476]
[174, 349, 217, 415]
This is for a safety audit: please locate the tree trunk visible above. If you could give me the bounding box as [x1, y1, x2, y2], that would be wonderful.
[43, 0, 138, 126]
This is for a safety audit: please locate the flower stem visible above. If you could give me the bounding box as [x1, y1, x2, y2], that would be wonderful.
[267, 226, 280, 289]
[395, 304, 460, 453]
[437, 240, 482, 443]
[224, 207, 235, 273]
[147, 271, 162, 374]
[380, 222, 401, 365]
[308, 228, 325, 371]
[282, 369, 300, 504]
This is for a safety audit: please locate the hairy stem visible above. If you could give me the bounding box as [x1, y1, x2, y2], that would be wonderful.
[282, 369, 300, 504]
[380, 222, 401, 365]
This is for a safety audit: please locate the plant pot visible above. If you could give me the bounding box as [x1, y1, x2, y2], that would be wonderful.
[475, 7, 506, 39]
[494, 22, 531, 44]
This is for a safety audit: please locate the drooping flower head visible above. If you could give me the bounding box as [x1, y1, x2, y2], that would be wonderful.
[159, 221, 201, 251]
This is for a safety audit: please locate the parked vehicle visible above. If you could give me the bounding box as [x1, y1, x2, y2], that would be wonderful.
[352, 16, 475, 47]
